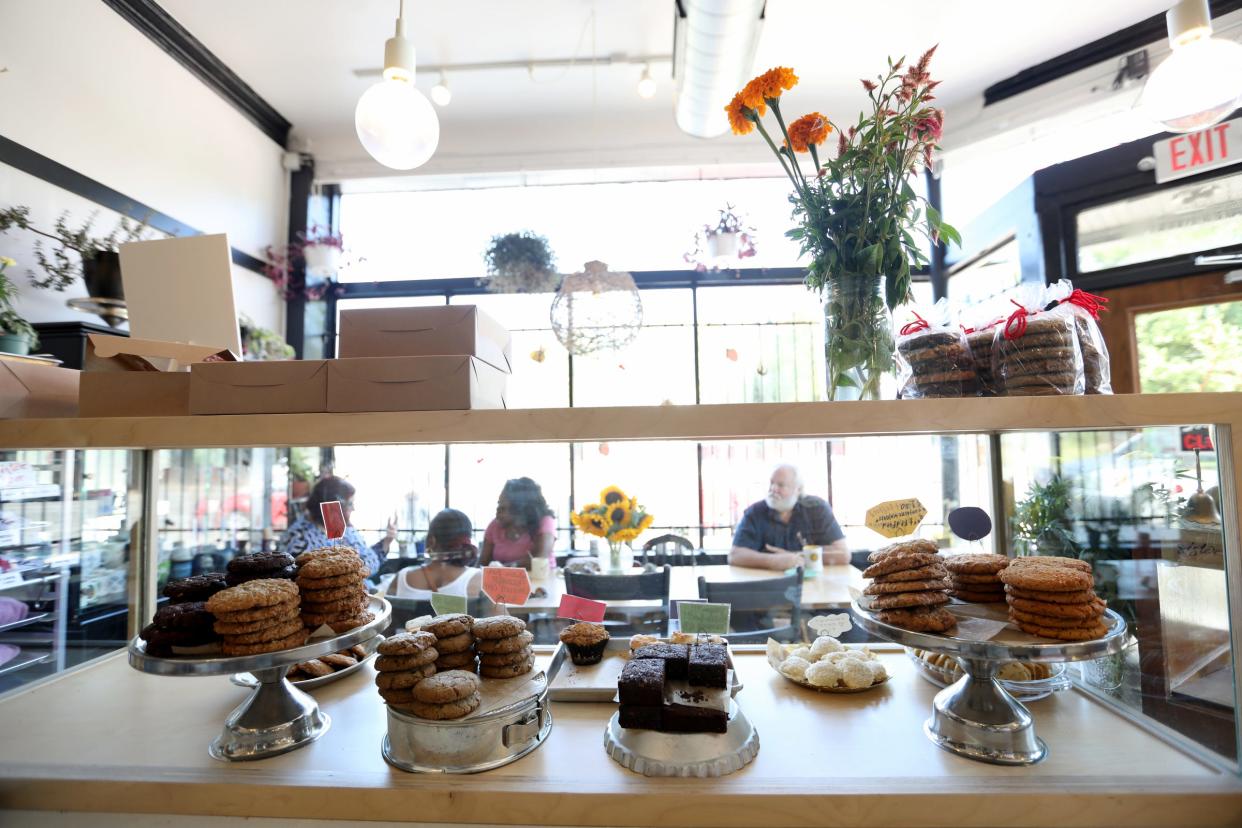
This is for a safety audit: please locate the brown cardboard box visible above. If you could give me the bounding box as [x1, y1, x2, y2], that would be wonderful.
[80, 371, 191, 417]
[79, 335, 237, 417]
[190, 360, 329, 415]
[327, 356, 507, 413]
[0, 359, 79, 418]
[337, 306, 512, 373]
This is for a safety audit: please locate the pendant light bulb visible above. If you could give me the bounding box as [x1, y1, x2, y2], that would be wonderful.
[637, 64, 657, 99]
[1141, 0, 1242, 133]
[431, 72, 452, 107]
[355, 0, 440, 170]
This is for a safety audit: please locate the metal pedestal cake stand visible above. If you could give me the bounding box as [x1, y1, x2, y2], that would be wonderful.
[129, 595, 391, 762]
[851, 601, 1127, 766]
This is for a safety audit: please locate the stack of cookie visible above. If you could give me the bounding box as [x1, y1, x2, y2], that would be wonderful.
[424, 613, 477, 673]
[140, 573, 228, 656]
[406, 670, 482, 720]
[942, 553, 1010, 603]
[225, 551, 296, 586]
[862, 539, 956, 633]
[206, 579, 308, 656]
[999, 557, 1108, 641]
[897, 329, 978, 398]
[994, 315, 1082, 396]
[473, 616, 535, 679]
[295, 547, 373, 633]
[374, 631, 439, 709]
[965, 329, 998, 395]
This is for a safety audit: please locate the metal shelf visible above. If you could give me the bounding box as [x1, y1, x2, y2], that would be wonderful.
[0, 651, 52, 679]
[0, 572, 64, 593]
[0, 612, 50, 634]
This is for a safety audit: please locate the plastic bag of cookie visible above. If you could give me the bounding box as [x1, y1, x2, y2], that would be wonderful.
[1046, 280, 1112, 395]
[991, 290, 1086, 397]
[894, 301, 978, 399]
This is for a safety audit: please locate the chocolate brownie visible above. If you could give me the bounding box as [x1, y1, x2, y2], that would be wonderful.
[162, 573, 227, 604]
[687, 644, 727, 688]
[618, 704, 662, 731]
[632, 643, 689, 680]
[662, 687, 728, 734]
[618, 657, 665, 706]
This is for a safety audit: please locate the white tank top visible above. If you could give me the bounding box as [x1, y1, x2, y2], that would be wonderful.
[393, 566, 478, 601]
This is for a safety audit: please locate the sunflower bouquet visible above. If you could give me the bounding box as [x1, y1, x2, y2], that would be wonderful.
[572, 485, 655, 545]
[725, 51, 959, 400]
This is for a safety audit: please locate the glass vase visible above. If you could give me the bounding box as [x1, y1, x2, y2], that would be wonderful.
[822, 273, 894, 401]
[606, 540, 632, 574]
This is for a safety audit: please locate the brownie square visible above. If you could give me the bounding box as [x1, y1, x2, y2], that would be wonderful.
[618, 657, 665, 706]
[618, 704, 663, 731]
[633, 643, 689, 680]
[687, 644, 727, 688]
[662, 704, 728, 734]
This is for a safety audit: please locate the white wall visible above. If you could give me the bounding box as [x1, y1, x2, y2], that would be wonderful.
[0, 0, 288, 335]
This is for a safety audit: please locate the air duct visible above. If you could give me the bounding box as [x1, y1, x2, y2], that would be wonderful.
[673, 0, 766, 138]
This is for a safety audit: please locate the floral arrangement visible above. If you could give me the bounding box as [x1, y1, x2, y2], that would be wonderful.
[571, 485, 654, 544]
[483, 231, 559, 293]
[262, 225, 349, 300]
[725, 51, 960, 400]
[684, 204, 757, 272]
[0, 206, 150, 291]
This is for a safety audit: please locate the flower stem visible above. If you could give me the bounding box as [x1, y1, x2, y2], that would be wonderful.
[754, 119, 806, 199]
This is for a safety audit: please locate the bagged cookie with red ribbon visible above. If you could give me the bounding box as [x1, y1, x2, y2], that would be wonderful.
[895, 300, 978, 398]
[956, 301, 1007, 396]
[1046, 280, 1112, 394]
[992, 286, 1085, 396]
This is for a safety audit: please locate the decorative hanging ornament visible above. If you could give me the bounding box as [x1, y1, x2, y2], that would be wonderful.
[550, 261, 643, 355]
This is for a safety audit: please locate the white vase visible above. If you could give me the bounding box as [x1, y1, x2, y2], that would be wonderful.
[302, 244, 341, 278]
[705, 232, 739, 260]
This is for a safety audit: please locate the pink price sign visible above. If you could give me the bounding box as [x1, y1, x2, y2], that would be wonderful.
[557, 594, 606, 623]
[320, 500, 346, 540]
[482, 567, 531, 607]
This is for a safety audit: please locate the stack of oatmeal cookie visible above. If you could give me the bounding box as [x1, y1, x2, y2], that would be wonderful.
[374, 631, 439, 710]
[999, 557, 1109, 641]
[295, 547, 373, 633]
[206, 579, 307, 656]
[862, 540, 956, 633]
[942, 552, 1009, 602]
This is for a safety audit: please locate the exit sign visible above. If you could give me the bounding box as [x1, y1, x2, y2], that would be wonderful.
[1153, 119, 1240, 184]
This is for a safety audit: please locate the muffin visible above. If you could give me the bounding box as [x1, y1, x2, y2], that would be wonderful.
[559, 622, 610, 665]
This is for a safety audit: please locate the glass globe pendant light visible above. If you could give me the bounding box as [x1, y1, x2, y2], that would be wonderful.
[355, 0, 440, 170]
[1142, 0, 1242, 133]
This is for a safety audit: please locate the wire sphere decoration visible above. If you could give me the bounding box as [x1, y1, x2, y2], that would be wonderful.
[549, 260, 644, 355]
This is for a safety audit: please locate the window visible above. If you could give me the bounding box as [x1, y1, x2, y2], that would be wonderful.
[446, 442, 571, 549]
[450, 293, 570, 409]
[1135, 300, 1242, 393]
[571, 440, 699, 550]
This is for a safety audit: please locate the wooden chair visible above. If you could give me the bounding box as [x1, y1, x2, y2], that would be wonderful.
[564, 565, 672, 636]
[697, 567, 804, 643]
[641, 534, 696, 566]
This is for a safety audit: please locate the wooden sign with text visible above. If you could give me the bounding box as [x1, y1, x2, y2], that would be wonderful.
[865, 498, 927, 538]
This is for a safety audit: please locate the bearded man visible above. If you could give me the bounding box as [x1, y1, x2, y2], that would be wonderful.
[729, 463, 849, 571]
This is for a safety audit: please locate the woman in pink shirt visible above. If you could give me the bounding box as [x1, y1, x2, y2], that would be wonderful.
[480, 477, 556, 569]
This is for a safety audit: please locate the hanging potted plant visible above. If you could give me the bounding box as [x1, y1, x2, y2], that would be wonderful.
[483, 231, 560, 293]
[685, 204, 757, 271]
[725, 53, 959, 400]
[0, 206, 149, 302]
[299, 225, 345, 279]
[262, 225, 350, 300]
[0, 257, 38, 356]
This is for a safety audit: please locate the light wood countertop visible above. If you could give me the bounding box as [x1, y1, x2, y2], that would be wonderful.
[0, 648, 1239, 826]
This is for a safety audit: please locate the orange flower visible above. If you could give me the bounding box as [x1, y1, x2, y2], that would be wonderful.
[744, 66, 799, 106]
[725, 92, 756, 135]
[784, 112, 832, 153]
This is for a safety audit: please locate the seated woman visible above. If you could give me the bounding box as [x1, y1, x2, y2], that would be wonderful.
[385, 509, 482, 600]
[279, 476, 394, 576]
[479, 477, 556, 570]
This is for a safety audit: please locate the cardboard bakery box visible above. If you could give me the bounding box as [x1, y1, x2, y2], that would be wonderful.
[0, 358, 79, 419]
[337, 306, 512, 373]
[79, 335, 237, 417]
[189, 360, 329, 415]
[327, 356, 508, 413]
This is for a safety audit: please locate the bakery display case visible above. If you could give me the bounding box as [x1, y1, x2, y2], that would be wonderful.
[0, 394, 1239, 824]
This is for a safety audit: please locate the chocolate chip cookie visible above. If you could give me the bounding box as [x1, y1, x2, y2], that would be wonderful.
[864, 578, 951, 595]
[377, 631, 437, 656]
[874, 605, 957, 632]
[424, 613, 473, 638]
[411, 669, 481, 703]
[374, 663, 437, 690]
[472, 616, 526, 640]
[868, 590, 950, 609]
[206, 579, 300, 615]
[475, 630, 534, 654]
[162, 572, 228, 603]
[401, 692, 481, 720]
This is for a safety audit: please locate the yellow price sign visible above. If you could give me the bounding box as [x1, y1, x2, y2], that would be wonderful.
[865, 498, 927, 538]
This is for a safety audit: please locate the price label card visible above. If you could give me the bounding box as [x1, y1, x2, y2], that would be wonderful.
[865, 498, 927, 538]
[320, 500, 347, 540]
[678, 601, 730, 635]
[482, 567, 531, 606]
[557, 594, 607, 622]
[948, 506, 992, 541]
[430, 592, 468, 615]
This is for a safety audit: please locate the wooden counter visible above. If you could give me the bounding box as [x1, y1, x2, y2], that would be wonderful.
[0, 648, 1239, 826]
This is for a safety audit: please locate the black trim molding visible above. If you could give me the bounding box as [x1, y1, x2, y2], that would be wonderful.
[1, 133, 269, 277]
[985, 0, 1242, 106]
[100, 0, 292, 147]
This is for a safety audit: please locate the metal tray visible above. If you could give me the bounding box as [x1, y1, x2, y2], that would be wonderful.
[546, 638, 743, 702]
[382, 671, 552, 774]
[604, 699, 759, 777]
[230, 634, 383, 690]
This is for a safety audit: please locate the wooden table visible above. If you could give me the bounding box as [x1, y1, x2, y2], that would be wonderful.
[515, 564, 865, 612]
[0, 649, 1238, 826]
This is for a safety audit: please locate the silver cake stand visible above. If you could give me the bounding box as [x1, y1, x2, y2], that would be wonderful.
[128, 595, 391, 762]
[851, 600, 1127, 766]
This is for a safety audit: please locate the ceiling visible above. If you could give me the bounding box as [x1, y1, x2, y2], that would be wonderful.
[159, 0, 1176, 181]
